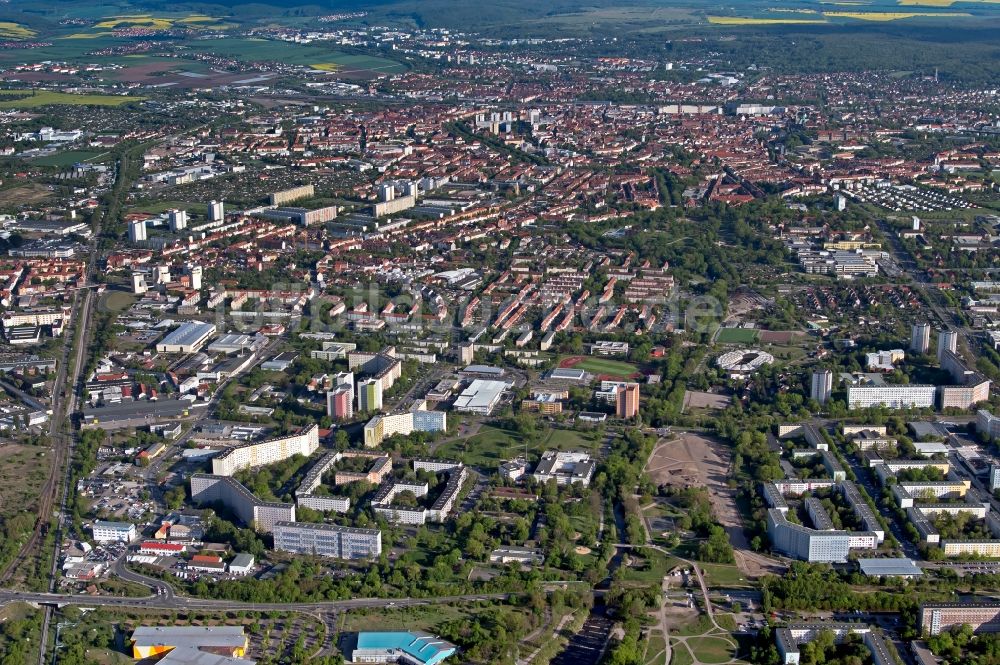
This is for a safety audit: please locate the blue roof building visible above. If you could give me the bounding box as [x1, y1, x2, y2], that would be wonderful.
[350, 631, 457, 665]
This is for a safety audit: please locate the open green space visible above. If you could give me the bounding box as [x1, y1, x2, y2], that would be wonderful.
[714, 613, 737, 631]
[687, 636, 735, 664]
[669, 642, 695, 665]
[621, 547, 683, 584]
[30, 150, 106, 167]
[675, 615, 717, 637]
[699, 563, 750, 588]
[0, 90, 143, 108]
[715, 328, 761, 344]
[644, 632, 667, 665]
[341, 602, 528, 632]
[99, 290, 137, 314]
[435, 425, 602, 467]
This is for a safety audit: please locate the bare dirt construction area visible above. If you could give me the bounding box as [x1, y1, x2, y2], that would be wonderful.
[0, 184, 53, 206]
[760, 330, 806, 344]
[682, 390, 732, 412]
[646, 433, 784, 579]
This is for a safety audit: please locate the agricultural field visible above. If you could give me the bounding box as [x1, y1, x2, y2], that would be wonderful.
[0, 22, 36, 38]
[0, 90, 144, 108]
[708, 16, 828, 24]
[824, 9, 972, 18]
[186, 38, 406, 74]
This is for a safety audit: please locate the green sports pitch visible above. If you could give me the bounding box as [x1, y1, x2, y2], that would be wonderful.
[560, 356, 639, 378]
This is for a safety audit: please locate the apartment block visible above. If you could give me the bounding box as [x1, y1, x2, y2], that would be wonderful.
[211, 425, 320, 476]
[273, 522, 382, 559]
[190, 474, 295, 534]
[920, 603, 1000, 635]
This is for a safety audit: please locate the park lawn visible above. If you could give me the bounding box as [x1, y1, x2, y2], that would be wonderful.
[715, 328, 760, 344]
[30, 150, 106, 167]
[765, 345, 807, 362]
[546, 427, 602, 454]
[435, 424, 526, 466]
[437, 425, 602, 467]
[621, 548, 682, 583]
[99, 290, 137, 313]
[714, 613, 737, 631]
[674, 614, 716, 637]
[686, 636, 735, 664]
[644, 632, 666, 664]
[698, 563, 749, 588]
[0, 90, 144, 108]
[669, 642, 695, 665]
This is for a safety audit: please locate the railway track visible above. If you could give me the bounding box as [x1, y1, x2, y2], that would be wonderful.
[0, 155, 113, 587]
[0, 285, 93, 586]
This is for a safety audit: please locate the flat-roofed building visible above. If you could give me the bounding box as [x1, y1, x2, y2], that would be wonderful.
[358, 377, 384, 413]
[920, 602, 1000, 635]
[978, 410, 1000, 441]
[453, 379, 510, 415]
[156, 321, 217, 354]
[847, 384, 936, 409]
[348, 631, 457, 665]
[363, 406, 446, 447]
[857, 558, 923, 578]
[590, 340, 629, 356]
[190, 474, 294, 534]
[211, 425, 319, 476]
[130, 626, 248, 660]
[92, 520, 136, 543]
[273, 521, 381, 559]
[776, 623, 894, 665]
[533, 450, 596, 486]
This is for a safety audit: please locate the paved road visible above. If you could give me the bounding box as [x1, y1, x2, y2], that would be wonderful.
[111, 557, 175, 601]
[0, 589, 512, 613]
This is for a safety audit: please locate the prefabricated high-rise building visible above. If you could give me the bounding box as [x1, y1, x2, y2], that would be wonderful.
[938, 330, 958, 362]
[168, 208, 188, 232]
[128, 219, 146, 243]
[208, 200, 224, 222]
[188, 265, 202, 291]
[911, 323, 931, 354]
[811, 369, 833, 405]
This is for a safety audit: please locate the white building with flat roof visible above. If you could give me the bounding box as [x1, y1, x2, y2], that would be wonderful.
[847, 384, 936, 410]
[92, 520, 136, 543]
[156, 321, 217, 354]
[453, 379, 510, 415]
[533, 450, 596, 486]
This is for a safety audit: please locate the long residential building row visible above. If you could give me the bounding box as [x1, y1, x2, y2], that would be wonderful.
[777, 623, 895, 665]
[190, 473, 382, 558]
[211, 425, 320, 476]
[190, 474, 295, 534]
[363, 405, 447, 447]
[920, 602, 1000, 636]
